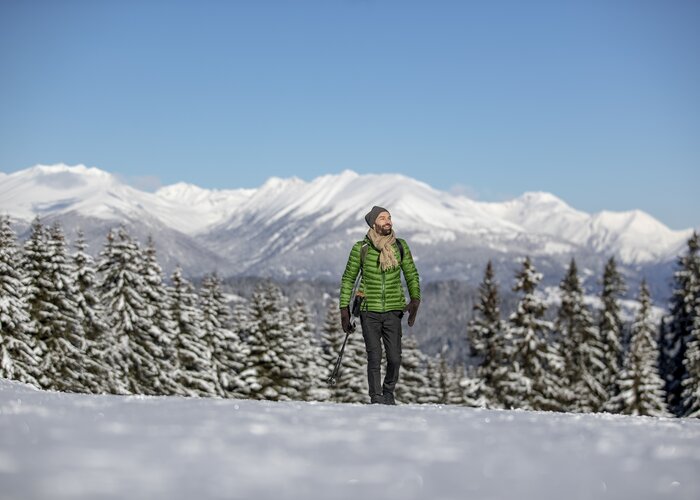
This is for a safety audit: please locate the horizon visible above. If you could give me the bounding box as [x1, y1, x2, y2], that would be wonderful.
[1, 1, 698, 230]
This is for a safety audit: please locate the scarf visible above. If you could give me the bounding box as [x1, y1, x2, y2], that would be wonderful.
[367, 227, 400, 272]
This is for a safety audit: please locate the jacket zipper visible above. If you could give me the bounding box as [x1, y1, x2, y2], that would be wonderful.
[381, 271, 386, 311]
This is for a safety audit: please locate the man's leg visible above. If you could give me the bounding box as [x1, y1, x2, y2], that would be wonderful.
[360, 311, 384, 403]
[381, 310, 403, 402]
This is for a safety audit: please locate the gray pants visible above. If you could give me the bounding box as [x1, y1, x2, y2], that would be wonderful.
[359, 310, 403, 398]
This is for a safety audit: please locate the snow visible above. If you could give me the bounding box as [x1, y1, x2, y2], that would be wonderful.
[1, 378, 699, 500]
[0, 163, 693, 264]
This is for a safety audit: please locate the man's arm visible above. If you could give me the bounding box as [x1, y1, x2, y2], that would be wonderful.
[399, 239, 420, 300]
[339, 241, 362, 309]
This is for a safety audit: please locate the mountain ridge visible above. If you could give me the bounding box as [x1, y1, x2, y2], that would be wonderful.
[0, 164, 694, 302]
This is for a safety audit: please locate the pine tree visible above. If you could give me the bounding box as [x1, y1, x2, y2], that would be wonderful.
[239, 281, 303, 401]
[319, 304, 367, 403]
[467, 260, 507, 408]
[170, 267, 219, 397]
[606, 281, 669, 417]
[289, 299, 329, 401]
[24, 219, 88, 392]
[0, 215, 40, 386]
[681, 290, 700, 417]
[200, 273, 249, 398]
[138, 237, 184, 396]
[72, 229, 126, 394]
[427, 350, 463, 405]
[598, 257, 626, 404]
[460, 365, 490, 408]
[556, 258, 607, 413]
[501, 257, 566, 411]
[97, 226, 175, 395]
[661, 231, 700, 416]
[396, 334, 431, 404]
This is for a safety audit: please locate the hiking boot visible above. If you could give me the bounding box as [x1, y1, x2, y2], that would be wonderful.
[382, 392, 396, 405]
[370, 394, 385, 404]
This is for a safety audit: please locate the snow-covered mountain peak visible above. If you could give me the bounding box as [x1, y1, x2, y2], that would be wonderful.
[513, 191, 572, 208]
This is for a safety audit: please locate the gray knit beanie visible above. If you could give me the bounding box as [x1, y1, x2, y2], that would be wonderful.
[365, 205, 389, 227]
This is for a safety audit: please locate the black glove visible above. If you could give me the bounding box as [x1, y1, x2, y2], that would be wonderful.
[404, 299, 420, 327]
[340, 307, 354, 333]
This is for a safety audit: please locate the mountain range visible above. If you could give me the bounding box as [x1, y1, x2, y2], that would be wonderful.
[1, 164, 694, 304]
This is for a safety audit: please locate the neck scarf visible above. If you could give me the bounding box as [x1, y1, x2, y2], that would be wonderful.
[367, 227, 400, 271]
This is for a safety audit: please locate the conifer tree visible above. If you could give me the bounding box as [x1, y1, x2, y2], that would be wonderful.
[0, 216, 40, 386]
[239, 281, 302, 401]
[319, 304, 367, 403]
[556, 258, 606, 413]
[598, 257, 626, 403]
[467, 260, 506, 408]
[138, 237, 184, 396]
[661, 231, 700, 416]
[606, 281, 669, 417]
[681, 292, 700, 417]
[97, 226, 176, 395]
[396, 334, 431, 404]
[289, 299, 329, 401]
[460, 366, 490, 408]
[428, 349, 463, 405]
[24, 220, 88, 392]
[200, 273, 249, 398]
[72, 229, 126, 394]
[501, 257, 566, 411]
[170, 267, 219, 397]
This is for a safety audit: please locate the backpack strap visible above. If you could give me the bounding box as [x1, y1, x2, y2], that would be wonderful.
[396, 239, 404, 263]
[359, 242, 369, 269]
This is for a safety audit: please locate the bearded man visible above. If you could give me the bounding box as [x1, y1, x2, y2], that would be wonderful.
[339, 205, 421, 405]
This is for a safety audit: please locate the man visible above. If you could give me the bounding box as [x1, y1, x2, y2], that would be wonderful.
[339, 205, 421, 405]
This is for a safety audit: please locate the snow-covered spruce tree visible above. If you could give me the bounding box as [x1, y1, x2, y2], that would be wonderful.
[319, 304, 367, 403]
[289, 298, 329, 401]
[139, 237, 184, 396]
[72, 229, 127, 394]
[238, 281, 304, 401]
[467, 260, 507, 408]
[396, 333, 431, 404]
[598, 257, 626, 404]
[170, 267, 219, 397]
[24, 220, 90, 392]
[97, 226, 177, 395]
[230, 299, 266, 397]
[0, 215, 40, 386]
[660, 231, 700, 416]
[681, 291, 700, 417]
[460, 365, 490, 408]
[200, 272, 249, 399]
[606, 281, 669, 417]
[499, 257, 567, 411]
[556, 258, 607, 413]
[427, 349, 464, 405]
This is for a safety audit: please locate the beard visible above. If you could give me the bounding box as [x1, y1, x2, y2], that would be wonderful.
[376, 223, 392, 236]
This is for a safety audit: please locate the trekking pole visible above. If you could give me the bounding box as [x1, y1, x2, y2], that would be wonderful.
[327, 321, 354, 386]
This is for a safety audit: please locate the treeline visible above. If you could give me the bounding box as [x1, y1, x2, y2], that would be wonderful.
[0, 216, 456, 404]
[464, 232, 700, 418]
[1, 215, 698, 417]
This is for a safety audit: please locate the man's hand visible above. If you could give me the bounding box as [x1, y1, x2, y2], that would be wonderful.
[340, 307, 353, 333]
[404, 299, 420, 327]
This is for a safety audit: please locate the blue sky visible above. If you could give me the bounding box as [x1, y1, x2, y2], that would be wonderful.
[1, 0, 698, 229]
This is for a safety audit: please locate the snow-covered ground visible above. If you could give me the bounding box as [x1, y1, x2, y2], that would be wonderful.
[1, 378, 699, 500]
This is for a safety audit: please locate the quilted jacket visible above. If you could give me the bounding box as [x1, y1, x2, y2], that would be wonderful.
[339, 236, 420, 313]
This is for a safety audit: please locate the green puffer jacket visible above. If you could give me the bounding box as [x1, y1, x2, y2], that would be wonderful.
[339, 236, 421, 313]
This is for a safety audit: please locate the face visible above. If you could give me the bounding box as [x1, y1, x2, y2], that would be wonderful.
[373, 211, 392, 236]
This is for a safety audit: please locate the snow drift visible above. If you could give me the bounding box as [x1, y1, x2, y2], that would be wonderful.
[1, 378, 698, 500]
